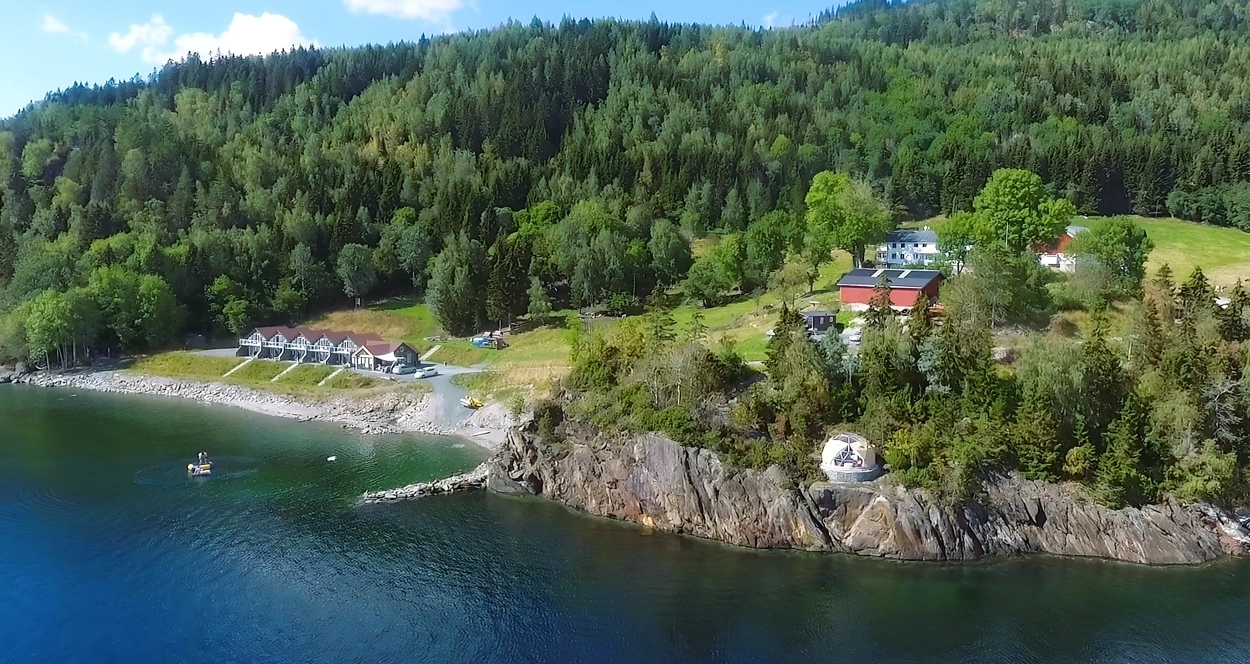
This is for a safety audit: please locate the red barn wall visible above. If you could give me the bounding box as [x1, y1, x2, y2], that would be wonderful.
[840, 286, 875, 305]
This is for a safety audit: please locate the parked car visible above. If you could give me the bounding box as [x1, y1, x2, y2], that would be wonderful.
[391, 364, 418, 375]
[415, 367, 439, 378]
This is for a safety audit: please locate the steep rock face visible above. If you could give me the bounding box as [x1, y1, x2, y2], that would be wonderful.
[487, 427, 1250, 565]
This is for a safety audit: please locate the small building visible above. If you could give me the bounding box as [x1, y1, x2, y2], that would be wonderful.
[1036, 225, 1088, 272]
[836, 268, 943, 312]
[352, 341, 419, 372]
[876, 229, 940, 268]
[820, 433, 883, 483]
[800, 311, 836, 335]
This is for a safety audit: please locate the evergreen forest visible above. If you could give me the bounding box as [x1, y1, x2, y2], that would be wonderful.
[4, 0, 1250, 352]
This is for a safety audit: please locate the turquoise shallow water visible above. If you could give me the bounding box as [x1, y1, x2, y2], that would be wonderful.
[2, 384, 1250, 663]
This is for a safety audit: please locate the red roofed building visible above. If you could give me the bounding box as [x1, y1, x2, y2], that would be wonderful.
[836, 268, 943, 311]
[1035, 225, 1088, 272]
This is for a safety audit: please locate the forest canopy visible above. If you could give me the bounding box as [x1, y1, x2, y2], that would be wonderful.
[3, 0, 1250, 358]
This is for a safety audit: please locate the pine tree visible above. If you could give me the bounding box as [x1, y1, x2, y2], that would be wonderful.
[687, 308, 707, 341]
[1012, 389, 1060, 482]
[1178, 266, 1214, 318]
[1093, 397, 1157, 508]
[1139, 300, 1165, 369]
[766, 303, 804, 375]
[907, 290, 933, 342]
[526, 276, 552, 325]
[1219, 280, 1249, 342]
[865, 275, 893, 329]
[645, 305, 677, 344]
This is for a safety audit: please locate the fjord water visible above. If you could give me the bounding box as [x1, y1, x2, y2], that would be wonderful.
[3, 387, 1250, 664]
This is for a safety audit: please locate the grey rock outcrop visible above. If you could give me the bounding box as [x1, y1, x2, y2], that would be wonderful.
[362, 464, 489, 503]
[481, 425, 1250, 565]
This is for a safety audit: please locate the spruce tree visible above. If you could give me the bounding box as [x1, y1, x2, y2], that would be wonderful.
[1012, 389, 1060, 482]
[907, 290, 934, 343]
[766, 303, 804, 375]
[866, 275, 893, 329]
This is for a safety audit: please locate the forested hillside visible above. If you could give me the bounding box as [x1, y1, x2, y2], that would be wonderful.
[3, 0, 1250, 357]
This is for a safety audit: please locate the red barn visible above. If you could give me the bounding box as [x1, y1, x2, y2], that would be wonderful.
[837, 268, 943, 311]
[1035, 225, 1089, 272]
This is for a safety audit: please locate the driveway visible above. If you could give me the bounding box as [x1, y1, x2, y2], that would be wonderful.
[351, 361, 485, 428]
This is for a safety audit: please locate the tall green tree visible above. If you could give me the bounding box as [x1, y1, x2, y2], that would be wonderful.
[972, 169, 1076, 253]
[336, 244, 378, 302]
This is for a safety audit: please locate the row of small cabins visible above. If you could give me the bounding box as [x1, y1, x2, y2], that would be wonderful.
[237, 326, 418, 372]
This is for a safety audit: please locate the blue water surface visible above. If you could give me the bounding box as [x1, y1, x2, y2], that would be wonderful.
[2, 385, 1249, 664]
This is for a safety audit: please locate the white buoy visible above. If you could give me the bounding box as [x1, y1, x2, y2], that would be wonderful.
[327, 456, 337, 462]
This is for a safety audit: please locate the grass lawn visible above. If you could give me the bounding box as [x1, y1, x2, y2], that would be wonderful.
[129, 352, 388, 395]
[322, 371, 385, 390]
[668, 251, 854, 362]
[277, 364, 338, 386]
[1115, 216, 1250, 287]
[920, 213, 1250, 287]
[228, 359, 289, 382]
[132, 353, 244, 380]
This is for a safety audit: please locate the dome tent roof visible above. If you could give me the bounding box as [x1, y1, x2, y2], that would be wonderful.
[820, 433, 881, 482]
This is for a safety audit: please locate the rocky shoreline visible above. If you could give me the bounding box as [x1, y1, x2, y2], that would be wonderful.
[4, 367, 492, 442]
[368, 424, 1250, 566]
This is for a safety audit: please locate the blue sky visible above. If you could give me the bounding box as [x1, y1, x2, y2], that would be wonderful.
[1, 0, 841, 118]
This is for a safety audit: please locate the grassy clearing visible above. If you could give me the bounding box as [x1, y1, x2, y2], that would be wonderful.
[667, 252, 854, 362]
[277, 364, 338, 386]
[323, 371, 384, 390]
[129, 352, 394, 395]
[1117, 216, 1250, 287]
[923, 214, 1250, 287]
[228, 359, 289, 382]
[131, 353, 243, 379]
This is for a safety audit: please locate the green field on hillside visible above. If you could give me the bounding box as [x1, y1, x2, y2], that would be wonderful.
[1122, 217, 1250, 287]
[922, 215, 1250, 287]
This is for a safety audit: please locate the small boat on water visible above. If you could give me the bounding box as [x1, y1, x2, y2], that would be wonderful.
[188, 452, 212, 476]
[460, 396, 483, 409]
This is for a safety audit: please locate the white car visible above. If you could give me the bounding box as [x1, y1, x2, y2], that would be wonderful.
[847, 329, 863, 344]
[391, 364, 418, 375]
[415, 367, 439, 378]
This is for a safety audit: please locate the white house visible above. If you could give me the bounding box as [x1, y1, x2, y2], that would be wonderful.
[877, 229, 940, 268]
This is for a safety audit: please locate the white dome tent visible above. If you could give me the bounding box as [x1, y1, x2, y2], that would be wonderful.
[819, 433, 882, 483]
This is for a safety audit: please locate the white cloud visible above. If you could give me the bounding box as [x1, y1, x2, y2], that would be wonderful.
[171, 13, 318, 60]
[109, 13, 316, 65]
[762, 11, 779, 28]
[108, 14, 173, 63]
[342, 0, 462, 22]
[42, 13, 87, 40]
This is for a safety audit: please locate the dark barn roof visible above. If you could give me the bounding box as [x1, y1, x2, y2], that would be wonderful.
[884, 229, 938, 244]
[836, 268, 943, 290]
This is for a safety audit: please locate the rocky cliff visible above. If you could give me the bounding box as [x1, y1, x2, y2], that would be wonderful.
[479, 425, 1250, 565]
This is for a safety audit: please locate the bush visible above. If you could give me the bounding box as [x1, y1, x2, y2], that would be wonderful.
[1166, 441, 1243, 506]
